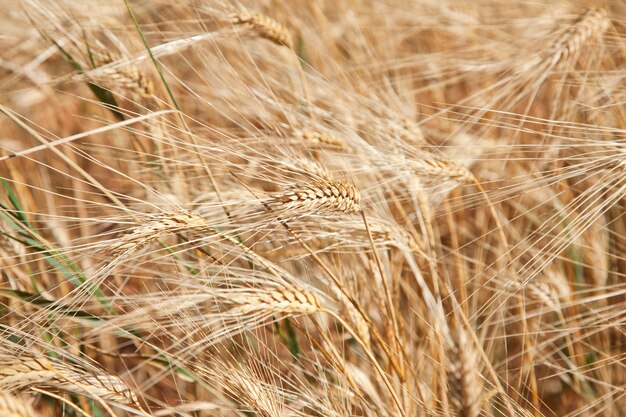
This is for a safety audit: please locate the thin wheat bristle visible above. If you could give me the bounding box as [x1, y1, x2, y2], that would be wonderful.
[232, 12, 293, 49]
[277, 178, 361, 214]
[110, 211, 209, 256]
[547, 8, 609, 67]
[447, 329, 482, 417]
[0, 392, 40, 417]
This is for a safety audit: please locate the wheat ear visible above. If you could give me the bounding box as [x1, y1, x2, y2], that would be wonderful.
[276, 178, 361, 214]
[90, 49, 154, 98]
[547, 8, 609, 67]
[229, 286, 322, 316]
[447, 329, 482, 417]
[232, 12, 293, 49]
[100, 65, 154, 98]
[110, 210, 209, 256]
[409, 157, 474, 184]
[293, 129, 350, 151]
[0, 392, 41, 417]
[0, 355, 140, 407]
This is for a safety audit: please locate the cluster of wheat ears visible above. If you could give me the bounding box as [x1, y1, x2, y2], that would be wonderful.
[0, 1, 624, 416]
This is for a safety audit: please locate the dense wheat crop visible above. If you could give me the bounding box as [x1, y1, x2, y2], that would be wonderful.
[0, 1, 624, 416]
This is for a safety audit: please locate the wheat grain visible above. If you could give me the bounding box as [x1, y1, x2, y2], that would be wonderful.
[90, 50, 115, 67]
[0, 357, 57, 390]
[387, 118, 426, 145]
[54, 364, 140, 407]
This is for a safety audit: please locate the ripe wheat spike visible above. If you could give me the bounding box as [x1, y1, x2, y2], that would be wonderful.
[232, 11, 293, 49]
[276, 178, 361, 214]
[546, 7, 609, 68]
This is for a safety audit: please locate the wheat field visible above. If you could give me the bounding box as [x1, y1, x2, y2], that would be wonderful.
[0, 1, 624, 416]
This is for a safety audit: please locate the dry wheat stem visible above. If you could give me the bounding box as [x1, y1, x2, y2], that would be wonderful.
[322, 308, 406, 417]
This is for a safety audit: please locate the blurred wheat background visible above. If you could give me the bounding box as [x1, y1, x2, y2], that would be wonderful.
[0, 1, 624, 416]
